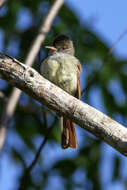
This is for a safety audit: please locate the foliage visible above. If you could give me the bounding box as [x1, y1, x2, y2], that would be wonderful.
[0, 0, 127, 190]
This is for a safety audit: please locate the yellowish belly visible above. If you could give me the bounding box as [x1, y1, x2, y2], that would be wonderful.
[41, 53, 78, 95]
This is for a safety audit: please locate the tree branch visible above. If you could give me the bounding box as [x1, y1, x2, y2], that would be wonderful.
[25, 0, 64, 66]
[0, 0, 64, 151]
[109, 28, 127, 54]
[0, 53, 127, 157]
[0, 0, 7, 8]
[18, 125, 54, 190]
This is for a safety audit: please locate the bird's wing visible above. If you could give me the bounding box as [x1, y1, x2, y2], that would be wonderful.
[76, 60, 82, 99]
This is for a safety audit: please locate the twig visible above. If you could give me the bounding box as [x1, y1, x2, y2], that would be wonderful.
[0, 53, 127, 157]
[82, 28, 127, 97]
[42, 110, 48, 128]
[109, 28, 127, 54]
[0, 0, 64, 151]
[0, 0, 7, 8]
[18, 127, 53, 190]
[0, 89, 20, 151]
[18, 117, 56, 190]
[25, 0, 64, 66]
[0, 91, 7, 101]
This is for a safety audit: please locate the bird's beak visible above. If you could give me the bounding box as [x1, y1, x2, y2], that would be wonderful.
[45, 46, 57, 51]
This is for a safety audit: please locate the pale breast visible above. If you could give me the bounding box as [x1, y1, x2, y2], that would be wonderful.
[41, 52, 78, 95]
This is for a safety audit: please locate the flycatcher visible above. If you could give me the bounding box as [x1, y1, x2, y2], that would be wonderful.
[40, 34, 82, 149]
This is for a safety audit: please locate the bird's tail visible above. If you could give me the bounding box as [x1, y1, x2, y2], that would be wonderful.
[61, 117, 78, 149]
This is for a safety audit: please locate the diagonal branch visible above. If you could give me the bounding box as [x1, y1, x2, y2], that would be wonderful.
[25, 0, 64, 66]
[109, 28, 127, 54]
[18, 116, 57, 190]
[18, 124, 55, 190]
[0, 0, 64, 151]
[0, 53, 127, 157]
[0, 0, 7, 8]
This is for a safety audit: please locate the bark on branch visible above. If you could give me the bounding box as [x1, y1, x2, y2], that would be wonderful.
[0, 52, 127, 157]
[0, 0, 64, 151]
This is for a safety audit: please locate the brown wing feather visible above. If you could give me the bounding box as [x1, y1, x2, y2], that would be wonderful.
[77, 72, 81, 99]
[76, 60, 82, 99]
[61, 61, 81, 149]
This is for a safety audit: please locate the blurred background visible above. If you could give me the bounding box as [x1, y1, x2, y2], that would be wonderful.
[0, 0, 127, 189]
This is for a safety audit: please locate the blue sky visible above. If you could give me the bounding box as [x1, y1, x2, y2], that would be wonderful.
[66, 1, 127, 190]
[67, 0, 127, 59]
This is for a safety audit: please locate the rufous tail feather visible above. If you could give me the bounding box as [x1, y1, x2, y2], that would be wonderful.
[61, 117, 78, 149]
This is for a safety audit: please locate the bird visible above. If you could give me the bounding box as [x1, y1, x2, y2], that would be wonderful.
[40, 34, 82, 149]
